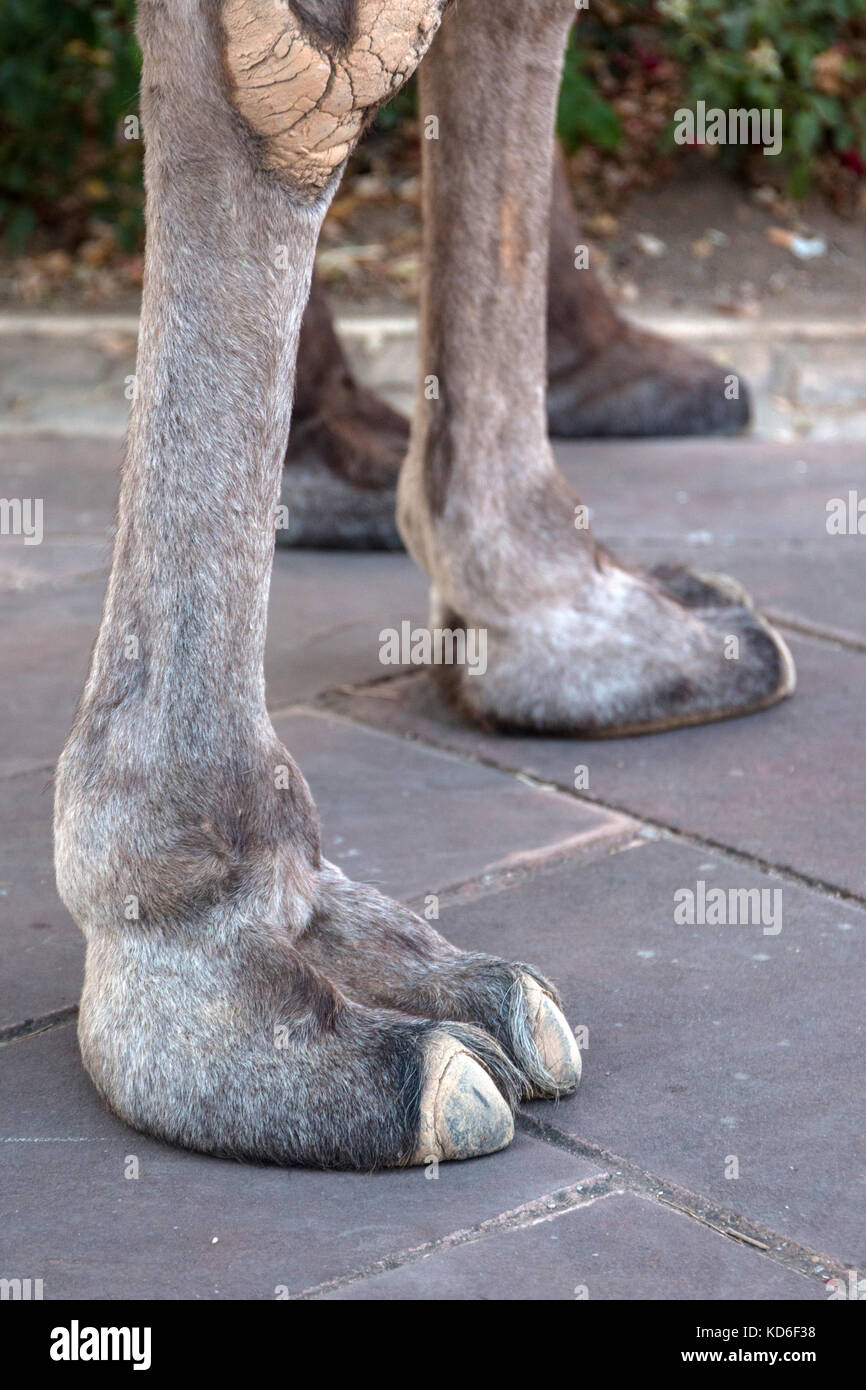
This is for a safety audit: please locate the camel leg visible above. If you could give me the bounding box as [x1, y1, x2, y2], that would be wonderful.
[279, 88, 748, 552]
[545, 146, 750, 438]
[281, 270, 405, 548]
[280, 171, 748, 548]
[396, 0, 794, 736]
[54, 0, 581, 1170]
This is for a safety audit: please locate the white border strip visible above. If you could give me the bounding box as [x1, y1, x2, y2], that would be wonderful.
[0, 311, 864, 343]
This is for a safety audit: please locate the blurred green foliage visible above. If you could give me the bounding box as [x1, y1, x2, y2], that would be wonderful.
[0, 0, 141, 250]
[558, 33, 625, 154]
[656, 0, 866, 195]
[558, 1, 866, 188]
[1, 0, 864, 251]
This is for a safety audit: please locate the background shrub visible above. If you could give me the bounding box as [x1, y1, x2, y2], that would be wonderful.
[1, 0, 863, 253]
[0, 0, 140, 250]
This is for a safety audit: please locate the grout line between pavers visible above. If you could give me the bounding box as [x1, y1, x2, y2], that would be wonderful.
[310, 690, 866, 912]
[0, 761, 55, 783]
[5, 1004, 847, 1297]
[487, 766, 866, 910]
[294, 1130, 841, 1299]
[0, 1005, 78, 1046]
[404, 833, 646, 916]
[1, 823, 852, 1292]
[515, 1113, 847, 1288]
[766, 610, 866, 655]
[295, 1117, 847, 1299]
[292, 1175, 618, 1298]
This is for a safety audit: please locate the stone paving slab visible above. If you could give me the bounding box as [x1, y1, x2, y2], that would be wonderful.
[0, 334, 134, 437]
[2, 435, 860, 776]
[0, 578, 104, 779]
[0, 768, 83, 1029]
[0, 711, 625, 1032]
[559, 436, 866, 643]
[0, 435, 119, 540]
[0, 538, 110, 593]
[0, 1023, 600, 1300]
[1, 429, 861, 1300]
[327, 631, 866, 898]
[555, 438, 865, 543]
[0, 548, 427, 779]
[321, 1192, 823, 1301]
[274, 711, 628, 901]
[265, 551, 426, 710]
[437, 838, 866, 1266]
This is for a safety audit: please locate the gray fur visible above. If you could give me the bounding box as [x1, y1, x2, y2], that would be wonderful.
[396, 0, 794, 734]
[54, 0, 573, 1173]
[54, 0, 790, 1173]
[279, 459, 401, 549]
[279, 145, 749, 551]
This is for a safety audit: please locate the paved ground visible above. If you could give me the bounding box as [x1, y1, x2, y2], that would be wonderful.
[1, 421, 863, 1299]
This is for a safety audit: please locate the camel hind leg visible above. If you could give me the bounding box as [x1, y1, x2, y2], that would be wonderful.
[397, 0, 794, 735]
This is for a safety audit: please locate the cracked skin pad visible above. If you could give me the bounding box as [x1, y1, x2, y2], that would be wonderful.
[223, 0, 445, 196]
